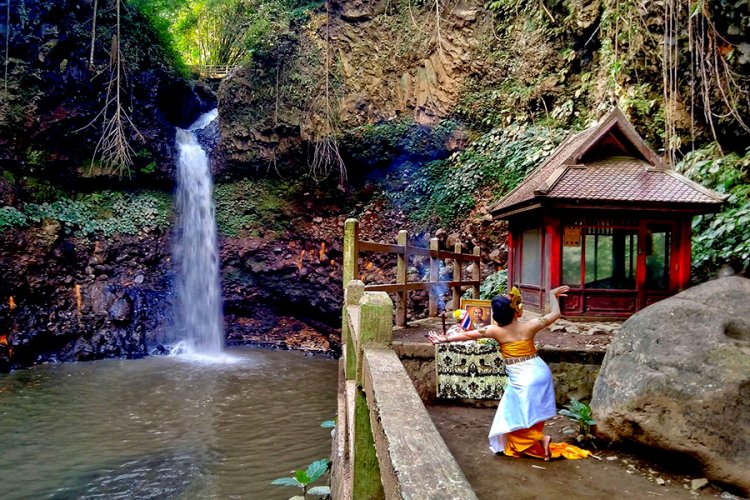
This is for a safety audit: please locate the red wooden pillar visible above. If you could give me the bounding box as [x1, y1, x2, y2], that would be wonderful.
[506, 226, 515, 290]
[675, 217, 693, 291]
[545, 216, 561, 310]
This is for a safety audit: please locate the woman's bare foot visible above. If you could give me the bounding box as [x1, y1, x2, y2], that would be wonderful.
[542, 435, 551, 461]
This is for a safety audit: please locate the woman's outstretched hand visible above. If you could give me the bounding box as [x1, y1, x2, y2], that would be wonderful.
[427, 331, 445, 344]
[550, 285, 570, 297]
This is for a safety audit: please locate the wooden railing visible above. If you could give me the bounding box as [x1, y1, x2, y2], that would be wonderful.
[332, 282, 477, 499]
[343, 219, 481, 327]
[190, 64, 236, 79]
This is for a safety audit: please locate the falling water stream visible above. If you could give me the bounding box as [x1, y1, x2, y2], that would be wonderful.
[0, 109, 338, 498]
[173, 109, 225, 358]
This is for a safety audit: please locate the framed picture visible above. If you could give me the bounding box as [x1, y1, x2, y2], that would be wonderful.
[460, 299, 492, 328]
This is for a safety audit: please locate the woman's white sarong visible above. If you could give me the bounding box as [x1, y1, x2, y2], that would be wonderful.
[488, 356, 556, 454]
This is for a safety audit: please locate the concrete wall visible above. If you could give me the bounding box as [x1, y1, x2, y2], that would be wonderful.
[333, 279, 477, 499]
[393, 339, 603, 406]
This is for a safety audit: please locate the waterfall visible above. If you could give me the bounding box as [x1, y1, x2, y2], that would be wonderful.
[173, 109, 224, 357]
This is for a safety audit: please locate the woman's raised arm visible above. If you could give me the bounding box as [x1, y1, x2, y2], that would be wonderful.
[527, 285, 569, 335]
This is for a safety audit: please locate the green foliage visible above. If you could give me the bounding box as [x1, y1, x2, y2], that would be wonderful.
[214, 179, 300, 237]
[675, 145, 750, 276]
[6, 191, 172, 237]
[271, 458, 331, 497]
[480, 269, 508, 299]
[130, 0, 321, 67]
[559, 398, 596, 439]
[340, 119, 458, 168]
[386, 125, 566, 225]
[0, 207, 29, 231]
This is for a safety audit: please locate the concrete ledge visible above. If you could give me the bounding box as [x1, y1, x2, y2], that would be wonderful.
[392, 340, 435, 359]
[363, 346, 477, 500]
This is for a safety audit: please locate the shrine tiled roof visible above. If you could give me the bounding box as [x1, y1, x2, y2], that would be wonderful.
[489, 108, 726, 216]
[546, 157, 724, 204]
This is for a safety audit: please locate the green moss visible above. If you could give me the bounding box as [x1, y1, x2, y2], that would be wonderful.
[214, 179, 302, 237]
[20, 177, 64, 204]
[340, 119, 458, 168]
[1, 170, 16, 184]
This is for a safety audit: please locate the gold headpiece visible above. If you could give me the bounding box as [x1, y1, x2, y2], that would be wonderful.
[508, 286, 523, 314]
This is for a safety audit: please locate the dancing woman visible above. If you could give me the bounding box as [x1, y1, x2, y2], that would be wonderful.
[428, 285, 570, 460]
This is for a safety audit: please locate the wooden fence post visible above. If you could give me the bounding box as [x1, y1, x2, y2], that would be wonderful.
[396, 230, 408, 327]
[343, 218, 360, 289]
[453, 241, 462, 311]
[429, 238, 439, 317]
[473, 246, 481, 299]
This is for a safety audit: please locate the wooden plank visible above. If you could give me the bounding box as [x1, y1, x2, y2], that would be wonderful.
[429, 238, 439, 317]
[365, 283, 426, 293]
[396, 231, 408, 327]
[436, 250, 480, 261]
[453, 242, 462, 311]
[472, 246, 481, 299]
[359, 241, 405, 254]
[364, 281, 479, 293]
[358, 240, 479, 262]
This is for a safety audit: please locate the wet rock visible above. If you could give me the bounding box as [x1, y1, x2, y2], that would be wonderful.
[109, 297, 132, 322]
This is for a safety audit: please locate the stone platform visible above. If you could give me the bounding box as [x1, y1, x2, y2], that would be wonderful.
[392, 314, 619, 406]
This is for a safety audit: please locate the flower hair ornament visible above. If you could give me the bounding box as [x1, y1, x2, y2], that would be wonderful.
[508, 286, 523, 314]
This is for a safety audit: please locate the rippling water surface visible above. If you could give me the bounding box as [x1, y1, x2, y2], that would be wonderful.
[0, 347, 338, 499]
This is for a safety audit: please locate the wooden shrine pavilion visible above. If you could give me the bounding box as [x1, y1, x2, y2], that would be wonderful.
[489, 108, 726, 319]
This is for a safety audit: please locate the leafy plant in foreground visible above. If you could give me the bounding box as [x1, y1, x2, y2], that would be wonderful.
[559, 398, 596, 442]
[271, 458, 331, 499]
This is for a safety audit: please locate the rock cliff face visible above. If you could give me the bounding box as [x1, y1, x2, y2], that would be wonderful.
[217, 0, 493, 171]
[329, 0, 488, 126]
[0, 0, 213, 183]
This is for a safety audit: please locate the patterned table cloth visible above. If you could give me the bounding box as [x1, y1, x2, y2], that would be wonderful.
[436, 341, 507, 399]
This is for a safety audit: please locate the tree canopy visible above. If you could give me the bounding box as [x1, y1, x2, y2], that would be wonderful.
[128, 0, 321, 68]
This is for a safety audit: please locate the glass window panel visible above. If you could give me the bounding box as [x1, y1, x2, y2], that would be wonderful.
[521, 229, 541, 286]
[583, 229, 637, 289]
[646, 231, 670, 290]
[585, 234, 613, 287]
[562, 245, 581, 286]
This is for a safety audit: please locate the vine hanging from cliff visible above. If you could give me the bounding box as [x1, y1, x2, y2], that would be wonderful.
[309, 0, 346, 185]
[663, 0, 750, 161]
[79, 0, 142, 178]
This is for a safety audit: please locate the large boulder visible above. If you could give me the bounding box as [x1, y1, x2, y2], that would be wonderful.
[591, 276, 750, 495]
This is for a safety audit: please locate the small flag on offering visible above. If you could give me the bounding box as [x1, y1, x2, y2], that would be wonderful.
[453, 309, 474, 331]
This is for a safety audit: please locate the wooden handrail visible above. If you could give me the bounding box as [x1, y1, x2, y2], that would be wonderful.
[343, 219, 482, 327]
